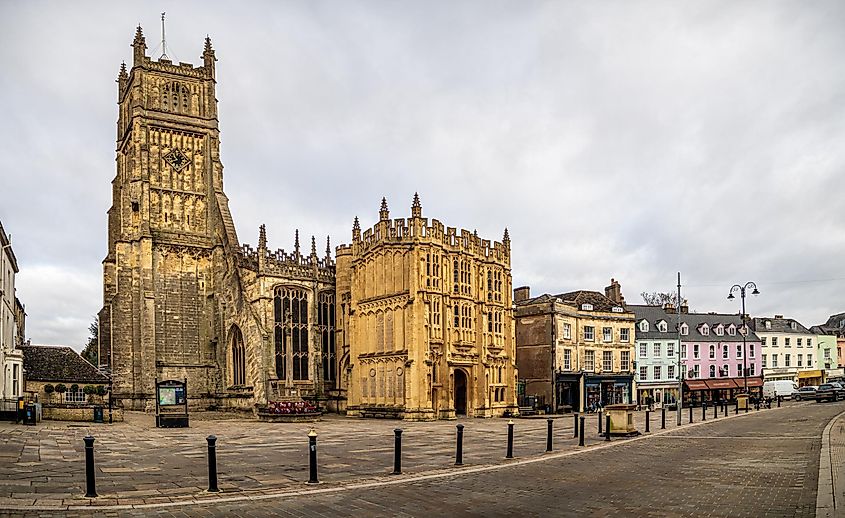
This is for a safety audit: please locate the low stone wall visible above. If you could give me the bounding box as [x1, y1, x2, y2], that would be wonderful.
[42, 405, 124, 422]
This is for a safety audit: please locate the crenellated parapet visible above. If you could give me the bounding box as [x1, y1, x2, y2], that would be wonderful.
[345, 194, 511, 265]
[239, 227, 335, 282]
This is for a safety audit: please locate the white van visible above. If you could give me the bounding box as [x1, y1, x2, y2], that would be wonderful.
[763, 380, 798, 399]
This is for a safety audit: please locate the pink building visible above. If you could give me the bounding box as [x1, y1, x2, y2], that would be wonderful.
[678, 313, 763, 404]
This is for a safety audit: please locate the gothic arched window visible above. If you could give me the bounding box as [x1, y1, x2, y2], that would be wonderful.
[274, 286, 310, 381]
[318, 292, 336, 387]
[231, 326, 245, 386]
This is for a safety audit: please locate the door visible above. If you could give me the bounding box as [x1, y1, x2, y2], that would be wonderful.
[454, 369, 468, 415]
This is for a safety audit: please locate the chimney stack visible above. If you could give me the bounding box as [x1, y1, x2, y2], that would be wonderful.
[680, 299, 689, 314]
[664, 302, 676, 314]
[514, 286, 531, 303]
[604, 278, 625, 305]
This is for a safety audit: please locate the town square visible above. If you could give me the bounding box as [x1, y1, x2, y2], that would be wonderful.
[1, 1, 845, 516]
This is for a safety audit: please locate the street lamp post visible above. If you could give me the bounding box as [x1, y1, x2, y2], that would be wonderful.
[728, 282, 760, 395]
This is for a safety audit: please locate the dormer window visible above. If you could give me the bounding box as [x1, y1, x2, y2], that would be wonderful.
[715, 324, 724, 336]
[765, 320, 771, 330]
[727, 324, 736, 336]
[680, 323, 689, 336]
[639, 320, 649, 333]
[581, 303, 593, 311]
[790, 321, 797, 331]
[611, 306, 624, 313]
[657, 320, 668, 333]
[701, 324, 710, 336]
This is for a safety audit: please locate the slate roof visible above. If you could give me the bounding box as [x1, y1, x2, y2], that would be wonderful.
[22, 345, 109, 383]
[628, 305, 759, 343]
[813, 313, 845, 337]
[750, 316, 813, 335]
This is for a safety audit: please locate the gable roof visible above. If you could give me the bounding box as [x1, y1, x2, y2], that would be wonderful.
[628, 304, 759, 342]
[554, 290, 624, 313]
[22, 345, 109, 384]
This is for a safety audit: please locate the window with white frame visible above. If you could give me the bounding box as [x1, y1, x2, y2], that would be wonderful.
[563, 323, 572, 340]
[66, 387, 86, 403]
[807, 338, 813, 347]
[797, 354, 803, 367]
[721, 364, 729, 377]
[640, 343, 647, 358]
[750, 364, 756, 376]
[640, 320, 649, 332]
[584, 350, 595, 371]
[603, 350, 613, 371]
[737, 364, 743, 376]
[709, 365, 716, 377]
[621, 351, 630, 371]
[680, 323, 689, 336]
[682, 344, 687, 359]
[785, 354, 791, 367]
[772, 337, 778, 346]
[668, 365, 675, 379]
[639, 366, 648, 380]
[654, 343, 661, 357]
[563, 349, 572, 370]
[658, 321, 668, 332]
[761, 337, 767, 346]
[709, 345, 715, 359]
[654, 366, 662, 380]
[667, 343, 675, 357]
[693, 344, 700, 359]
[797, 338, 803, 347]
[584, 326, 595, 342]
[785, 337, 791, 347]
[736, 345, 743, 359]
[749, 344, 755, 358]
[728, 325, 736, 336]
[808, 353, 813, 365]
[701, 325, 709, 336]
[772, 354, 778, 367]
[715, 325, 724, 336]
[693, 365, 700, 378]
[723, 345, 729, 359]
[762, 354, 767, 367]
[603, 327, 613, 342]
[620, 328, 630, 342]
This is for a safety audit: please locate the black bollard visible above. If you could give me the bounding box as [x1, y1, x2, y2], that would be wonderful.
[579, 416, 585, 447]
[573, 413, 579, 439]
[308, 429, 318, 484]
[392, 428, 402, 475]
[777, 395, 781, 408]
[547, 418, 554, 452]
[598, 411, 603, 435]
[506, 420, 514, 459]
[702, 403, 706, 421]
[689, 405, 693, 423]
[745, 399, 749, 413]
[605, 414, 611, 441]
[714, 402, 718, 419]
[735, 402, 739, 414]
[645, 410, 650, 433]
[661, 406, 666, 429]
[455, 424, 464, 466]
[724, 401, 728, 416]
[206, 435, 219, 493]
[83, 436, 97, 498]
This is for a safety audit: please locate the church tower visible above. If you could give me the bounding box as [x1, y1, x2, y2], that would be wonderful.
[101, 26, 239, 410]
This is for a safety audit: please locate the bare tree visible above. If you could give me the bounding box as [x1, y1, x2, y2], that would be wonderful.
[640, 292, 681, 307]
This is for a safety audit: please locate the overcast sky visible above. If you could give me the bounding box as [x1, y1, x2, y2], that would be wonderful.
[1, 1, 844, 350]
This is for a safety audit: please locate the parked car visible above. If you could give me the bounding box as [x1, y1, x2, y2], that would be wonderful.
[831, 382, 845, 398]
[793, 386, 817, 401]
[815, 384, 840, 402]
[763, 380, 798, 400]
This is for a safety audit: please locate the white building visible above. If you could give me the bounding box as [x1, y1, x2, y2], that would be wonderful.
[752, 316, 820, 384]
[0, 221, 23, 407]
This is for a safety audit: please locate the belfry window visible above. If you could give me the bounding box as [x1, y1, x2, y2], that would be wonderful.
[274, 287, 310, 381]
[231, 326, 245, 386]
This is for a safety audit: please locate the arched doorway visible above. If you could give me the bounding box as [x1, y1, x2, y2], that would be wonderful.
[454, 369, 468, 416]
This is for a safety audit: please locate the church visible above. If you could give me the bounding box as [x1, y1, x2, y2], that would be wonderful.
[100, 27, 518, 420]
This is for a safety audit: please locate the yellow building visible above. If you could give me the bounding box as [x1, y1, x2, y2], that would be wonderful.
[515, 281, 636, 413]
[336, 196, 518, 420]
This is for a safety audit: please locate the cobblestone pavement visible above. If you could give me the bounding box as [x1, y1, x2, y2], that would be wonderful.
[0, 400, 840, 517]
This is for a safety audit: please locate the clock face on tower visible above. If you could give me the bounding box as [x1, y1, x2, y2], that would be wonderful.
[163, 148, 190, 171]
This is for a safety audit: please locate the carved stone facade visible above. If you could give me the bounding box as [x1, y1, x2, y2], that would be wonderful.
[100, 28, 337, 412]
[336, 196, 518, 420]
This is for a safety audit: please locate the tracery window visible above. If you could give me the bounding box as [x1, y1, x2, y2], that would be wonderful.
[318, 292, 336, 386]
[274, 287, 309, 381]
[161, 81, 191, 114]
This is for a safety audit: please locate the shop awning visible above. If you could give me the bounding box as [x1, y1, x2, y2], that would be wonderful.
[685, 380, 709, 391]
[798, 370, 823, 379]
[743, 377, 764, 388]
[705, 379, 738, 390]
